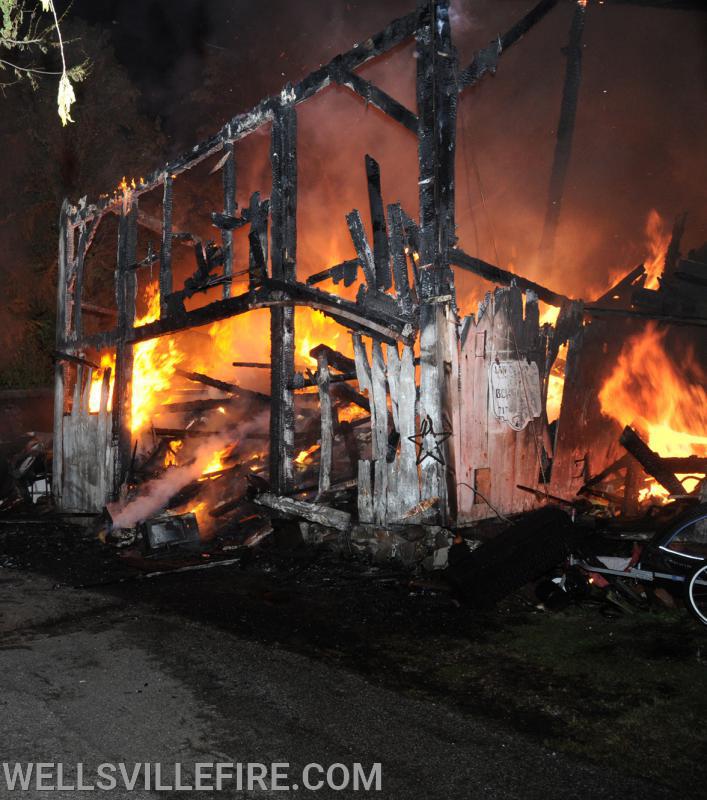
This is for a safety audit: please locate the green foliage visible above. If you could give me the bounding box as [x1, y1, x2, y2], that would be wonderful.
[0, 0, 85, 122]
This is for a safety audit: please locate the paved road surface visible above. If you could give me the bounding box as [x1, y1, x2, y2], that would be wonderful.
[0, 570, 674, 800]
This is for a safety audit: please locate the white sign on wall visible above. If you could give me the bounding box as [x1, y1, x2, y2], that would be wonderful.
[489, 359, 542, 431]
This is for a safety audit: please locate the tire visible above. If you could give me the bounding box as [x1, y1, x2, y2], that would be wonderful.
[446, 507, 575, 609]
[685, 564, 707, 626]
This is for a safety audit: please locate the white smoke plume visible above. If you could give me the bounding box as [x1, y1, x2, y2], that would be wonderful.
[108, 409, 269, 528]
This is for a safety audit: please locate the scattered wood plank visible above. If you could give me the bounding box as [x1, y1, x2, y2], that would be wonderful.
[254, 492, 351, 531]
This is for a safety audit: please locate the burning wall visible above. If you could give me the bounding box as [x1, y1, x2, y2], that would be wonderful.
[52, 1, 706, 532]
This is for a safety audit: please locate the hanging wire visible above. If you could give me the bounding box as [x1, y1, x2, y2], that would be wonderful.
[457, 97, 501, 266]
[457, 481, 512, 524]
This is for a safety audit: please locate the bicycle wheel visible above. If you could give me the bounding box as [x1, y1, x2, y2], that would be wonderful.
[686, 564, 707, 626]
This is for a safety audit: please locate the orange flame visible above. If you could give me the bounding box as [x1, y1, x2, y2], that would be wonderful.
[295, 443, 320, 465]
[201, 447, 229, 477]
[88, 353, 116, 413]
[87, 283, 183, 435]
[643, 209, 671, 290]
[599, 324, 707, 459]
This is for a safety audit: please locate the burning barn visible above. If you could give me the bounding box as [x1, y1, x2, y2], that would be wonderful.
[50, 0, 706, 546]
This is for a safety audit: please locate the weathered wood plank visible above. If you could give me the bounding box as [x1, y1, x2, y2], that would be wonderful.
[316, 351, 333, 496]
[357, 459, 373, 523]
[370, 340, 389, 523]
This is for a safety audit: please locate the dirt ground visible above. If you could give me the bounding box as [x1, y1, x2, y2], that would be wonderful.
[1, 519, 706, 798]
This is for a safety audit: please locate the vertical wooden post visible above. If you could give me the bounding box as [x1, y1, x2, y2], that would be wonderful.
[52, 200, 73, 507]
[222, 140, 236, 298]
[269, 95, 297, 494]
[538, 0, 586, 266]
[416, 0, 458, 523]
[159, 173, 173, 317]
[316, 351, 333, 496]
[112, 194, 138, 499]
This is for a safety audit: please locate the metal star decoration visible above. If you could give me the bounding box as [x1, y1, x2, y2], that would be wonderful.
[408, 414, 452, 465]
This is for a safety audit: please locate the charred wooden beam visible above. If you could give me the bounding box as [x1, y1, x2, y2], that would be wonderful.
[269, 98, 298, 495]
[416, 0, 458, 523]
[81, 276, 415, 353]
[211, 210, 250, 230]
[538, 0, 587, 266]
[159, 174, 173, 318]
[331, 381, 370, 413]
[306, 258, 360, 288]
[387, 203, 415, 315]
[153, 427, 224, 438]
[584, 305, 707, 328]
[450, 247, 571, 307]
[458, 0, 559, 91]
[661, 456, 707, 473]
[175, 368, 270, 402]
[593, 265, 646, 305]
[160, 398, 252, 414]
[254, 492, 351, 531]
[112, 196, 139, 498]
[346, 209, 376, 289]
[330, 64, 418, 133]
[580, 454, 632, 491]
[248, 192, 269, 287]
[53, 351, 100, 370]
[221, 140, 236, 298]
[232, 361, 271, 369]
[619, 425, 684, 496]
[364, 155, 392, 291]
[80, 302, 117, 319]
[309, 344, 356, 375]
[67, 8, 424, 227]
